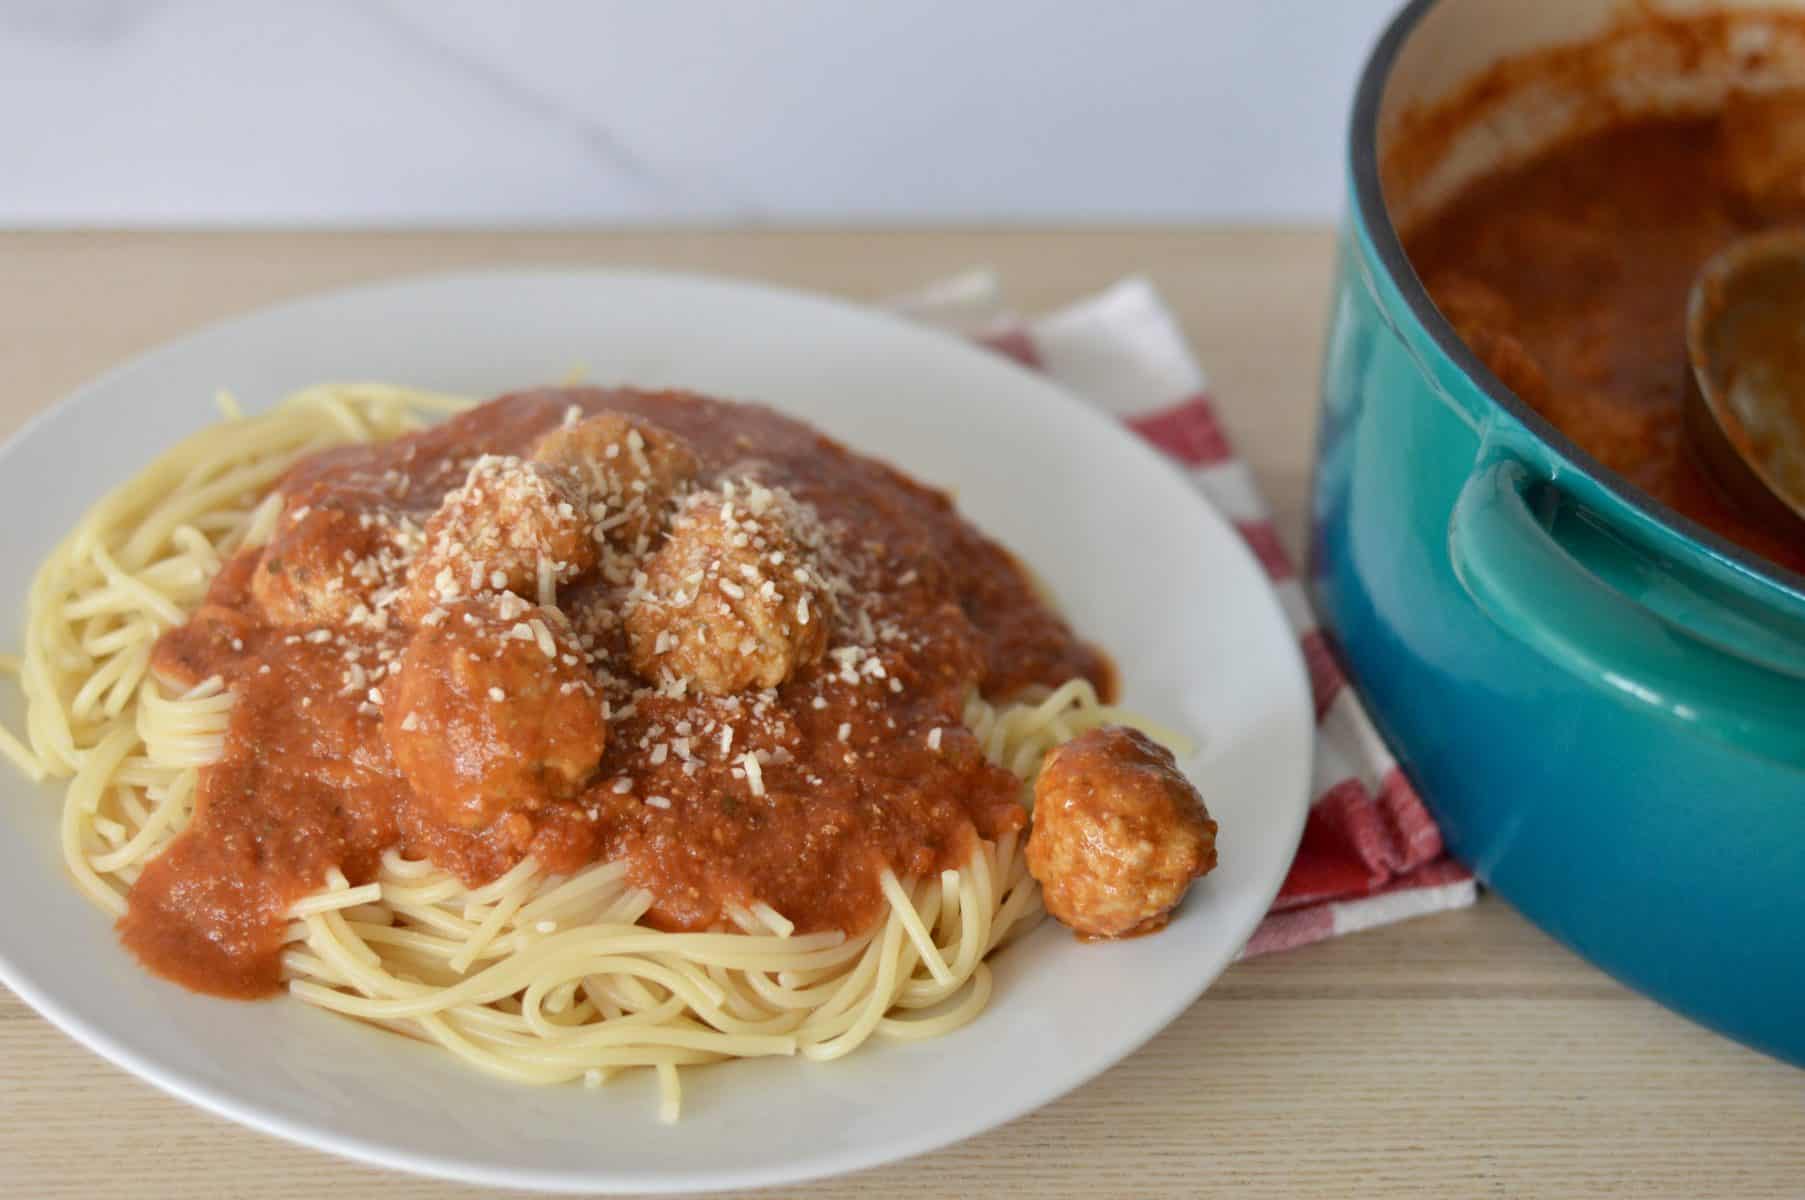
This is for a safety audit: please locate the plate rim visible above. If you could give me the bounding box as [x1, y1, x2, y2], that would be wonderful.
[0, 265, 1314, 1194]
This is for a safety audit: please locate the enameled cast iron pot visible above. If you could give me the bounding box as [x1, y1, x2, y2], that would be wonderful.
[1315, 0, 1805, 1062]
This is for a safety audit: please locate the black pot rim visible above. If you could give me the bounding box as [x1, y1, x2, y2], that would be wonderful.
[1346, 0, 1805, 600]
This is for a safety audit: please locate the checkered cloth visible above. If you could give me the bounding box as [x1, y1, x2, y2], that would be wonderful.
[896, 272, 1476, 956]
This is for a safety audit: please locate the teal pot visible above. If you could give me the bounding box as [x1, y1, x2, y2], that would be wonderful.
[1314, 0, 1805, 1062]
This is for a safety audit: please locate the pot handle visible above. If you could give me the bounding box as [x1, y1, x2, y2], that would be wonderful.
[1450, 453, 1805, 767]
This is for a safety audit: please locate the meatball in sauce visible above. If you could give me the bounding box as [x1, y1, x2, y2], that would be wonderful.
[384, 595, 606, 834]
[530, 411, 699, 553]
[401, 453, 595, 622]
[624, 480, 835, 694]
[1026, 725, 1217, 939]
[251, 493, 423, 626]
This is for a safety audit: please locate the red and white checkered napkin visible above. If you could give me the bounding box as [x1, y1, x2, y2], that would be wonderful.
[897, 272, 1477, 956]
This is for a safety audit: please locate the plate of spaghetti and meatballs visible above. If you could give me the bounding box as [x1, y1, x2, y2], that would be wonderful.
[0, 269, 1311, 1193]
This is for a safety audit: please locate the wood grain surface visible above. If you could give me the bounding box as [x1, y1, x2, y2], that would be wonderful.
[0, 231, 1800, 1199]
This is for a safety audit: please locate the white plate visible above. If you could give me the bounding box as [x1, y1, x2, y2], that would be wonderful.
[0, 270, 1311, 1193]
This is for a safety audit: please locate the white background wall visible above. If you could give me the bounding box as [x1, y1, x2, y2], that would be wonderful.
[1, 0, 1403, 226]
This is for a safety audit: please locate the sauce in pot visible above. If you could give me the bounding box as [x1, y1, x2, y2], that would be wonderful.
[1406, 92, 1805, 576]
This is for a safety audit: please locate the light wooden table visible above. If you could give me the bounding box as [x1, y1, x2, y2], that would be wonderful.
[1, 231, 1801, 1199]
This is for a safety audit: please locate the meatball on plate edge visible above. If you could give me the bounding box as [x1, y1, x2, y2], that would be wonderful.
[0, 269, 1312, 1194]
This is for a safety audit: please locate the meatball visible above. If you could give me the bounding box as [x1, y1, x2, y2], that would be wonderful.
[384, 594, 606, 831]
[624, 482, 833, 694]
[1026, 725, 1217, 939]
[400, 454, 596, 623]
[1721, 87, 1805, 220]
[530, 411, 699, 552]
[251, 498, 420, 626]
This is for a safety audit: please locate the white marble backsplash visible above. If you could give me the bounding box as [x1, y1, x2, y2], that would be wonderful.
[0, 0, 1400, 226]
